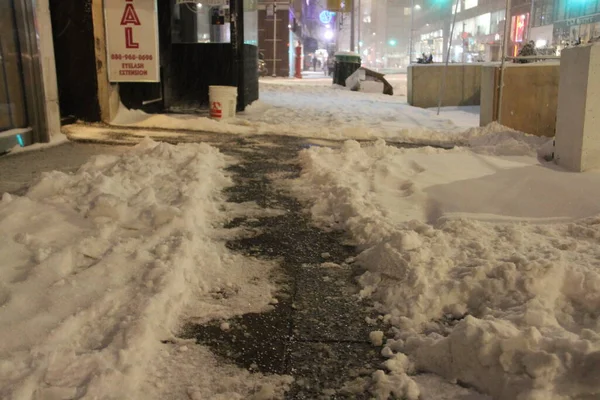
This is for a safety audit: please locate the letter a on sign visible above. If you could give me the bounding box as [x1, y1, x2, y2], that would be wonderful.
[121, 4, 141, 25]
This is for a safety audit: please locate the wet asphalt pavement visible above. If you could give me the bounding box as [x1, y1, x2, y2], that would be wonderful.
[179, 136, 385, 399]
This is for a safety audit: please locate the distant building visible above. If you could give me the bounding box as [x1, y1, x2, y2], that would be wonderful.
[258, 0, 305, 77]
[413, 0, 506, 63]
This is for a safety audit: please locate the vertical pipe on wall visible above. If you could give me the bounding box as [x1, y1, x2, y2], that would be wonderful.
[350, 0, 355, 51]
[272, 2, 277, 77]
[527, 0, 534, 42]
[357, 0, 361, 54]
[409, 0, 414, 63]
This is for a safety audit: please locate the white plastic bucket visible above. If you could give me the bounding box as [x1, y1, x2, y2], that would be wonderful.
[209, 86, 238, 120]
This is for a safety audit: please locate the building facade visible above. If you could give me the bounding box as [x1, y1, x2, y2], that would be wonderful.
[413, 0, 600, 63]
[1, 0, 262, 152]
[1, 0, 61, 152]
[414, 0, 507, 63]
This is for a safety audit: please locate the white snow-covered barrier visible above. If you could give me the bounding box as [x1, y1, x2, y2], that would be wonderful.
[288, 138, 600, 399]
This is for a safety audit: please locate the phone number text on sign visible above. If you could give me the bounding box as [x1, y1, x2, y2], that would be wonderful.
[111, 54, 154, 61]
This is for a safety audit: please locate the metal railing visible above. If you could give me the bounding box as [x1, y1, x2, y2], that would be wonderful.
[505, 55, 561, 61]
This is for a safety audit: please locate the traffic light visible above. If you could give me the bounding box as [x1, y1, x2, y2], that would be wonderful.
[388, 39, 397, 46]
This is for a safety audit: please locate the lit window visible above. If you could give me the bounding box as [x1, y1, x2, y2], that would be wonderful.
[464, 0, 478, 10]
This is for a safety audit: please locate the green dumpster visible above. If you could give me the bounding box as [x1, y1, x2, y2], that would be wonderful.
[333, 52, 361, 86]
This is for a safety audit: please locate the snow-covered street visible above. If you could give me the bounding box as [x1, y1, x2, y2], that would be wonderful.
[1, 79, 599, 400]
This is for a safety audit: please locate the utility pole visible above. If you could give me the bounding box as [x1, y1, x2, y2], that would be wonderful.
[527, 0, 534, 42]
[498, 0, 512, 122]
[272, 1, 277, 77]
[350, 1, 355, 51]
[409, 0, 414, 63]
[357, 0, 361, 53]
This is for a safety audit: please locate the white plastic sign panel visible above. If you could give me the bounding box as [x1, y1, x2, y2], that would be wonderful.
[105, 0, 160, 82]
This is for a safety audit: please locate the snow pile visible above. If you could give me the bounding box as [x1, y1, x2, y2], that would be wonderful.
[458, 122, 550, 156]
[112, 103, 255, 135]
[289, 139, 600, 399]
[0, 139, 288, 399]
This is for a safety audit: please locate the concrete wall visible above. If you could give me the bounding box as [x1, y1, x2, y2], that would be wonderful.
[480, 63, 559, 137]
[407, 64, 482, 108]
[554, 45, 600, 172]
[36, 0, 61, 140]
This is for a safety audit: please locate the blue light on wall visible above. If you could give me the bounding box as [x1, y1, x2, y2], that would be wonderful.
[16, 134, 24, 147]
[319, 10, 335, 24]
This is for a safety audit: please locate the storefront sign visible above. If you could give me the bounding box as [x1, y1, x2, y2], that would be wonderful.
[511, 14, 528, 43]
[105, 0, 160, 82]
[554, 13, 600, 29]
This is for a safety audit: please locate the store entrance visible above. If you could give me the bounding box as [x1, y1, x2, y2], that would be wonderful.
[119, 0, 259, 114]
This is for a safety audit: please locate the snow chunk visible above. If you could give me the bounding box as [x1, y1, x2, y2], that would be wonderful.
[370, 331, 385, 346]
[220, 322, 231, 332]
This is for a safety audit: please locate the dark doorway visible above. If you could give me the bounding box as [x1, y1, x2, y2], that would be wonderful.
[49, 0, 101, 122]
[119, 0, 258, 113]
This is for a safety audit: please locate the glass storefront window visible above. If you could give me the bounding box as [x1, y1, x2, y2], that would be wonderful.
[532, 2, 553, 27]
[490, 10, 505, 34]
[452, 1, 462, 14]
[244, 0, 258, 45]
[463, 17, 476, 36]
[464, 0, 478, 11]
[0, 0, 28, 131]
[172, 1, 231, 44]
[476, 13, 491, 35]
[585, 1, 599, 16]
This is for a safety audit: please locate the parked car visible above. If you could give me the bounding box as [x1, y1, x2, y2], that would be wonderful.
[258, 52, 268, 77]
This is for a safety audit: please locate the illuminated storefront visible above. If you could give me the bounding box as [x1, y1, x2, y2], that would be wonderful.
[418, 30, 444, 63]
[511, 13, 530, 55]
[447, 10, 505, 62]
